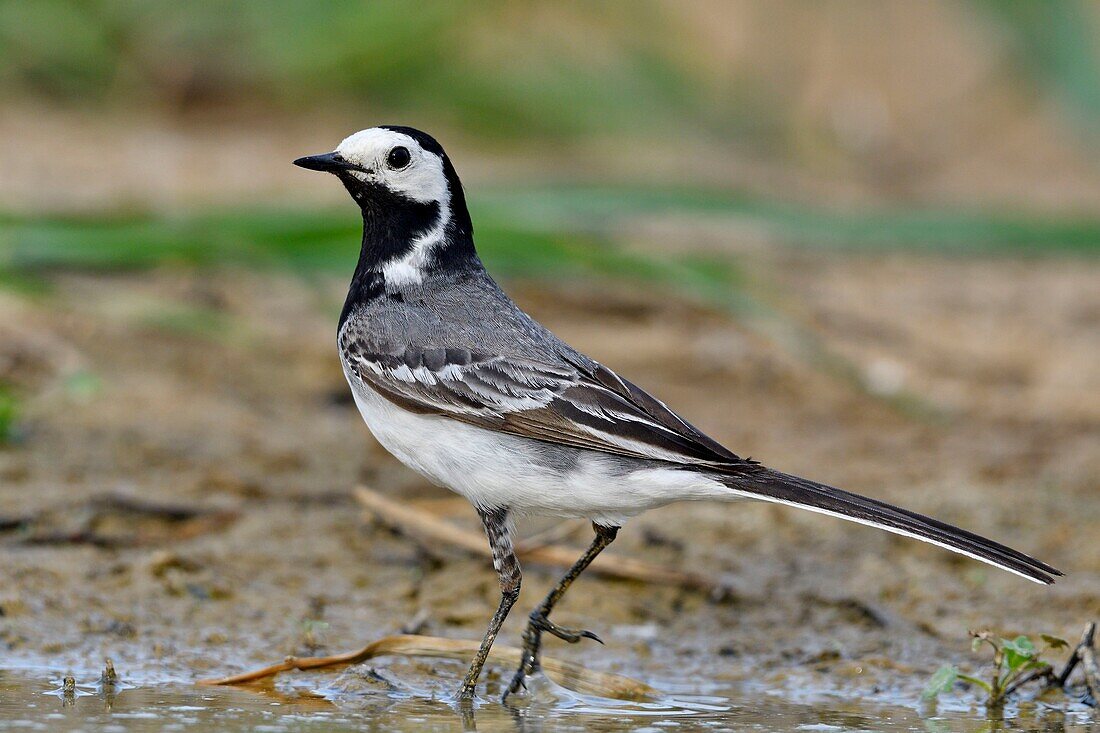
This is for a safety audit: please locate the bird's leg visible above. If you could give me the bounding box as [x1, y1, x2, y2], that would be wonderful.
[457, 506, 521, 701]
[504, 523, 618, 699]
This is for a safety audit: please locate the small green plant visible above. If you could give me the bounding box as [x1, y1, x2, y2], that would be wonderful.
[924, 630, 1068, 706]
[299, 618, 330, 653]
[0, 385, 19, 444]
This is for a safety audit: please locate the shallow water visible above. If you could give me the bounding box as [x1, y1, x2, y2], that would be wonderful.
[1, 664, 1094, 732]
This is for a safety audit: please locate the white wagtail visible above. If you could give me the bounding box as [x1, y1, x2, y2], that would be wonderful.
[293, 126, 1060, 702]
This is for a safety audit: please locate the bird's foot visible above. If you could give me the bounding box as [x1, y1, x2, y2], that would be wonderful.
[503, 625, 541, 701]
[529, 610, 603, 645]
[501, 612, 605, 701]
[457, 670, 480, 702]
[503, 654, 536, 701]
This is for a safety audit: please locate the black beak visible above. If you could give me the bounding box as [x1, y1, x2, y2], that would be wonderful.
[293, 152, 355, 173]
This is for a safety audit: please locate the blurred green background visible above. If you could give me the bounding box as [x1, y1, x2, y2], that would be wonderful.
[2, 0, 1100, 280]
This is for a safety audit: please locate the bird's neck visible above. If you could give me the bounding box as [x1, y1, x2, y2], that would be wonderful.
[339, 199, 479, 327]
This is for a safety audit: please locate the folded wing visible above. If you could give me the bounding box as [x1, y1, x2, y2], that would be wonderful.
[344, 343, 754, 467]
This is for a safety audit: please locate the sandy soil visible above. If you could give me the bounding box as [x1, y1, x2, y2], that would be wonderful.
[0, 251, 1096, 710]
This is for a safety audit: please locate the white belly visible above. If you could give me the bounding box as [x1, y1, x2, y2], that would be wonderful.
[345, 370, 729, 526]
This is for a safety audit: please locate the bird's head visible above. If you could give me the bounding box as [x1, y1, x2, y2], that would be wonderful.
[294, 126, 474, 288]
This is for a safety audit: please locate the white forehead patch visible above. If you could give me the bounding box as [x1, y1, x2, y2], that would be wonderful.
[334, 128, 449, 204]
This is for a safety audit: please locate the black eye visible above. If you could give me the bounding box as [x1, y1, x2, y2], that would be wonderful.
[386, 146, 411, 170]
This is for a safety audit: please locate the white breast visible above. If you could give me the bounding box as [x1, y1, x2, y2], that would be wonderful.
[342, 366, 731, 526]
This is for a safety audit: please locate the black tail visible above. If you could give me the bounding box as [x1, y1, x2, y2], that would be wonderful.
[722, 468, 1061, 584]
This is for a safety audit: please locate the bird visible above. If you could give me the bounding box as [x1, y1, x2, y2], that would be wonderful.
[293, 126, 1061, 702]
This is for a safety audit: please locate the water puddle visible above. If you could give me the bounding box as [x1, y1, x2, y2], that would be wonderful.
[1, 663, 1093, 732]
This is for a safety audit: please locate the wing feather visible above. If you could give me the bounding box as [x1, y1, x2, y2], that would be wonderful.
[342, 343, 753, 468]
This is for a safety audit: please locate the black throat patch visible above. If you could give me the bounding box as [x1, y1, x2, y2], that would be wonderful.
[337, 126, 480, 329]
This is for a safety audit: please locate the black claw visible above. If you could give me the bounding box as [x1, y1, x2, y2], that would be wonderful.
[503, 671, 528, 701]
[552, 624, 600, 644]
[583, 630, 604, 645]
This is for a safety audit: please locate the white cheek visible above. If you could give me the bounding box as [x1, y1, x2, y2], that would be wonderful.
[384, 159, 449, 204]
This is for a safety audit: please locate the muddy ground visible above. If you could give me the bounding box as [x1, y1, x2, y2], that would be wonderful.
[0, 249, 1097, 727]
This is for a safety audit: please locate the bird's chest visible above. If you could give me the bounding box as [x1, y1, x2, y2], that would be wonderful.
[340, 360, 607, 517]
[340, 360, 516, 495]
[340, 359, 422, 458]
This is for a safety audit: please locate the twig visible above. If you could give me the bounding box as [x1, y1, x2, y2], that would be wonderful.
[1055, 622, 1096, 688]
[197, 633, 656, 700]
[1081, 627, 1100, 702]
[355, 486, 735, 599]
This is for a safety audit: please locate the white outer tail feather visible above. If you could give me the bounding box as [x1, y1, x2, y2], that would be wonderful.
[724, 487, 1049, 584]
